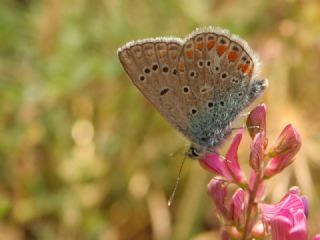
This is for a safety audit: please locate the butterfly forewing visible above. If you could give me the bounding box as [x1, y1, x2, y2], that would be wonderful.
[118, 38, 193, 136]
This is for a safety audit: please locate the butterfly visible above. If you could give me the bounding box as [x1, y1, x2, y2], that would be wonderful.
[118, 27, 268, 158]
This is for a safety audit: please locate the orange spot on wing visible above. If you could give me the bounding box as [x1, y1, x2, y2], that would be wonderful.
[179, 63, 185, 72]
[186, 50, 193, 59]
[207, 41, 215, 50]
[217, 45, 227, 56]
[228, 51, 238, 62]
[238, 63, 251, 74]
[197, 43, 204, 50]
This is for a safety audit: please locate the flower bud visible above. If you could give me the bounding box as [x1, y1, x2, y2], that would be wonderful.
[265, 124, 301, 177]
[252, 222, 266, 238]
[246, 104, 267, 138]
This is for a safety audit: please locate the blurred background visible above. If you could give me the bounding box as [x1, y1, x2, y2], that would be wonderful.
[1, 0, 320, 239]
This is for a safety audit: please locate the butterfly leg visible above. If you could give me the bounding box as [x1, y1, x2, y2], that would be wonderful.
[239, 112, 250, 117]
[231, 125, 264, 132]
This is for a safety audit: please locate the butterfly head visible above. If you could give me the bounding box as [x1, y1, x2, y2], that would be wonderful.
[186, 144, 207, 159]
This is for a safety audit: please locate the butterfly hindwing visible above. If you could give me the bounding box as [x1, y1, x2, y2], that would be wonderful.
[176, 27, 262, 146]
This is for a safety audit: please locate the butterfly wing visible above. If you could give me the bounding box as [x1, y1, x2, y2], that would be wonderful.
[118, 27, 267, 148]
[118, 38, 195, 138]
[176, 27, 267, 147]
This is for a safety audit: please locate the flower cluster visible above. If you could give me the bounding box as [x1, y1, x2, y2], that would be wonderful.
[200, 104, 319, 240]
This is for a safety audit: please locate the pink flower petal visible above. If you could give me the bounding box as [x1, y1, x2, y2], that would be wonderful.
[288, 210, 307, 240]
[221, 228, 230, 240]
[250, 132, 265, 172]
[265, 124, 301, 177]
[200, 152, 231, 180]
[230, 188, 245, 225]
[246, 104, 267, 138]
[208, 178, 230, 220]
[225, 130, 246, 183]
[270, 215, 292, 240]
[260, 192, 304, 223]
[313, 234, 320, 240]
[272, 124, 301, 155]
[301, 196, 309, 218]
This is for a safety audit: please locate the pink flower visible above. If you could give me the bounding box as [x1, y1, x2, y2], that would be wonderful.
[221, 228, 230, 240]
[313, 234, 320, 240]
[249, 132, 266, 172]
[260, 188, 309, 240]
[200, 130, 245, 184]
[246, 104, 267, 138]
[230, 188, 245, 226]
[208, 178, 247, 228]
[200, 152, 230, 179]
[265, 124, 301, 177]
[287, 210, 307, 240]
[225, 129, 246, 183]
[260, 190, 305, 223]
[208, 178, 230, 220]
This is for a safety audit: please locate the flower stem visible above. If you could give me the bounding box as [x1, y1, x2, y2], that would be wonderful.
[242, 172, 261, 240]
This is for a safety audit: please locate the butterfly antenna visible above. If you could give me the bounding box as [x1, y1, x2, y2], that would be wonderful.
[168, 155, 187, 207]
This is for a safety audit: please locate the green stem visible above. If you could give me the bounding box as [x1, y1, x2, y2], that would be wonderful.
[242, 171, 262, 240]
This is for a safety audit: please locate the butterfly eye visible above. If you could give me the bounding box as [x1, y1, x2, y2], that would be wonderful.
[191, 148, 199, 157]
[188, 146, 200, 158]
